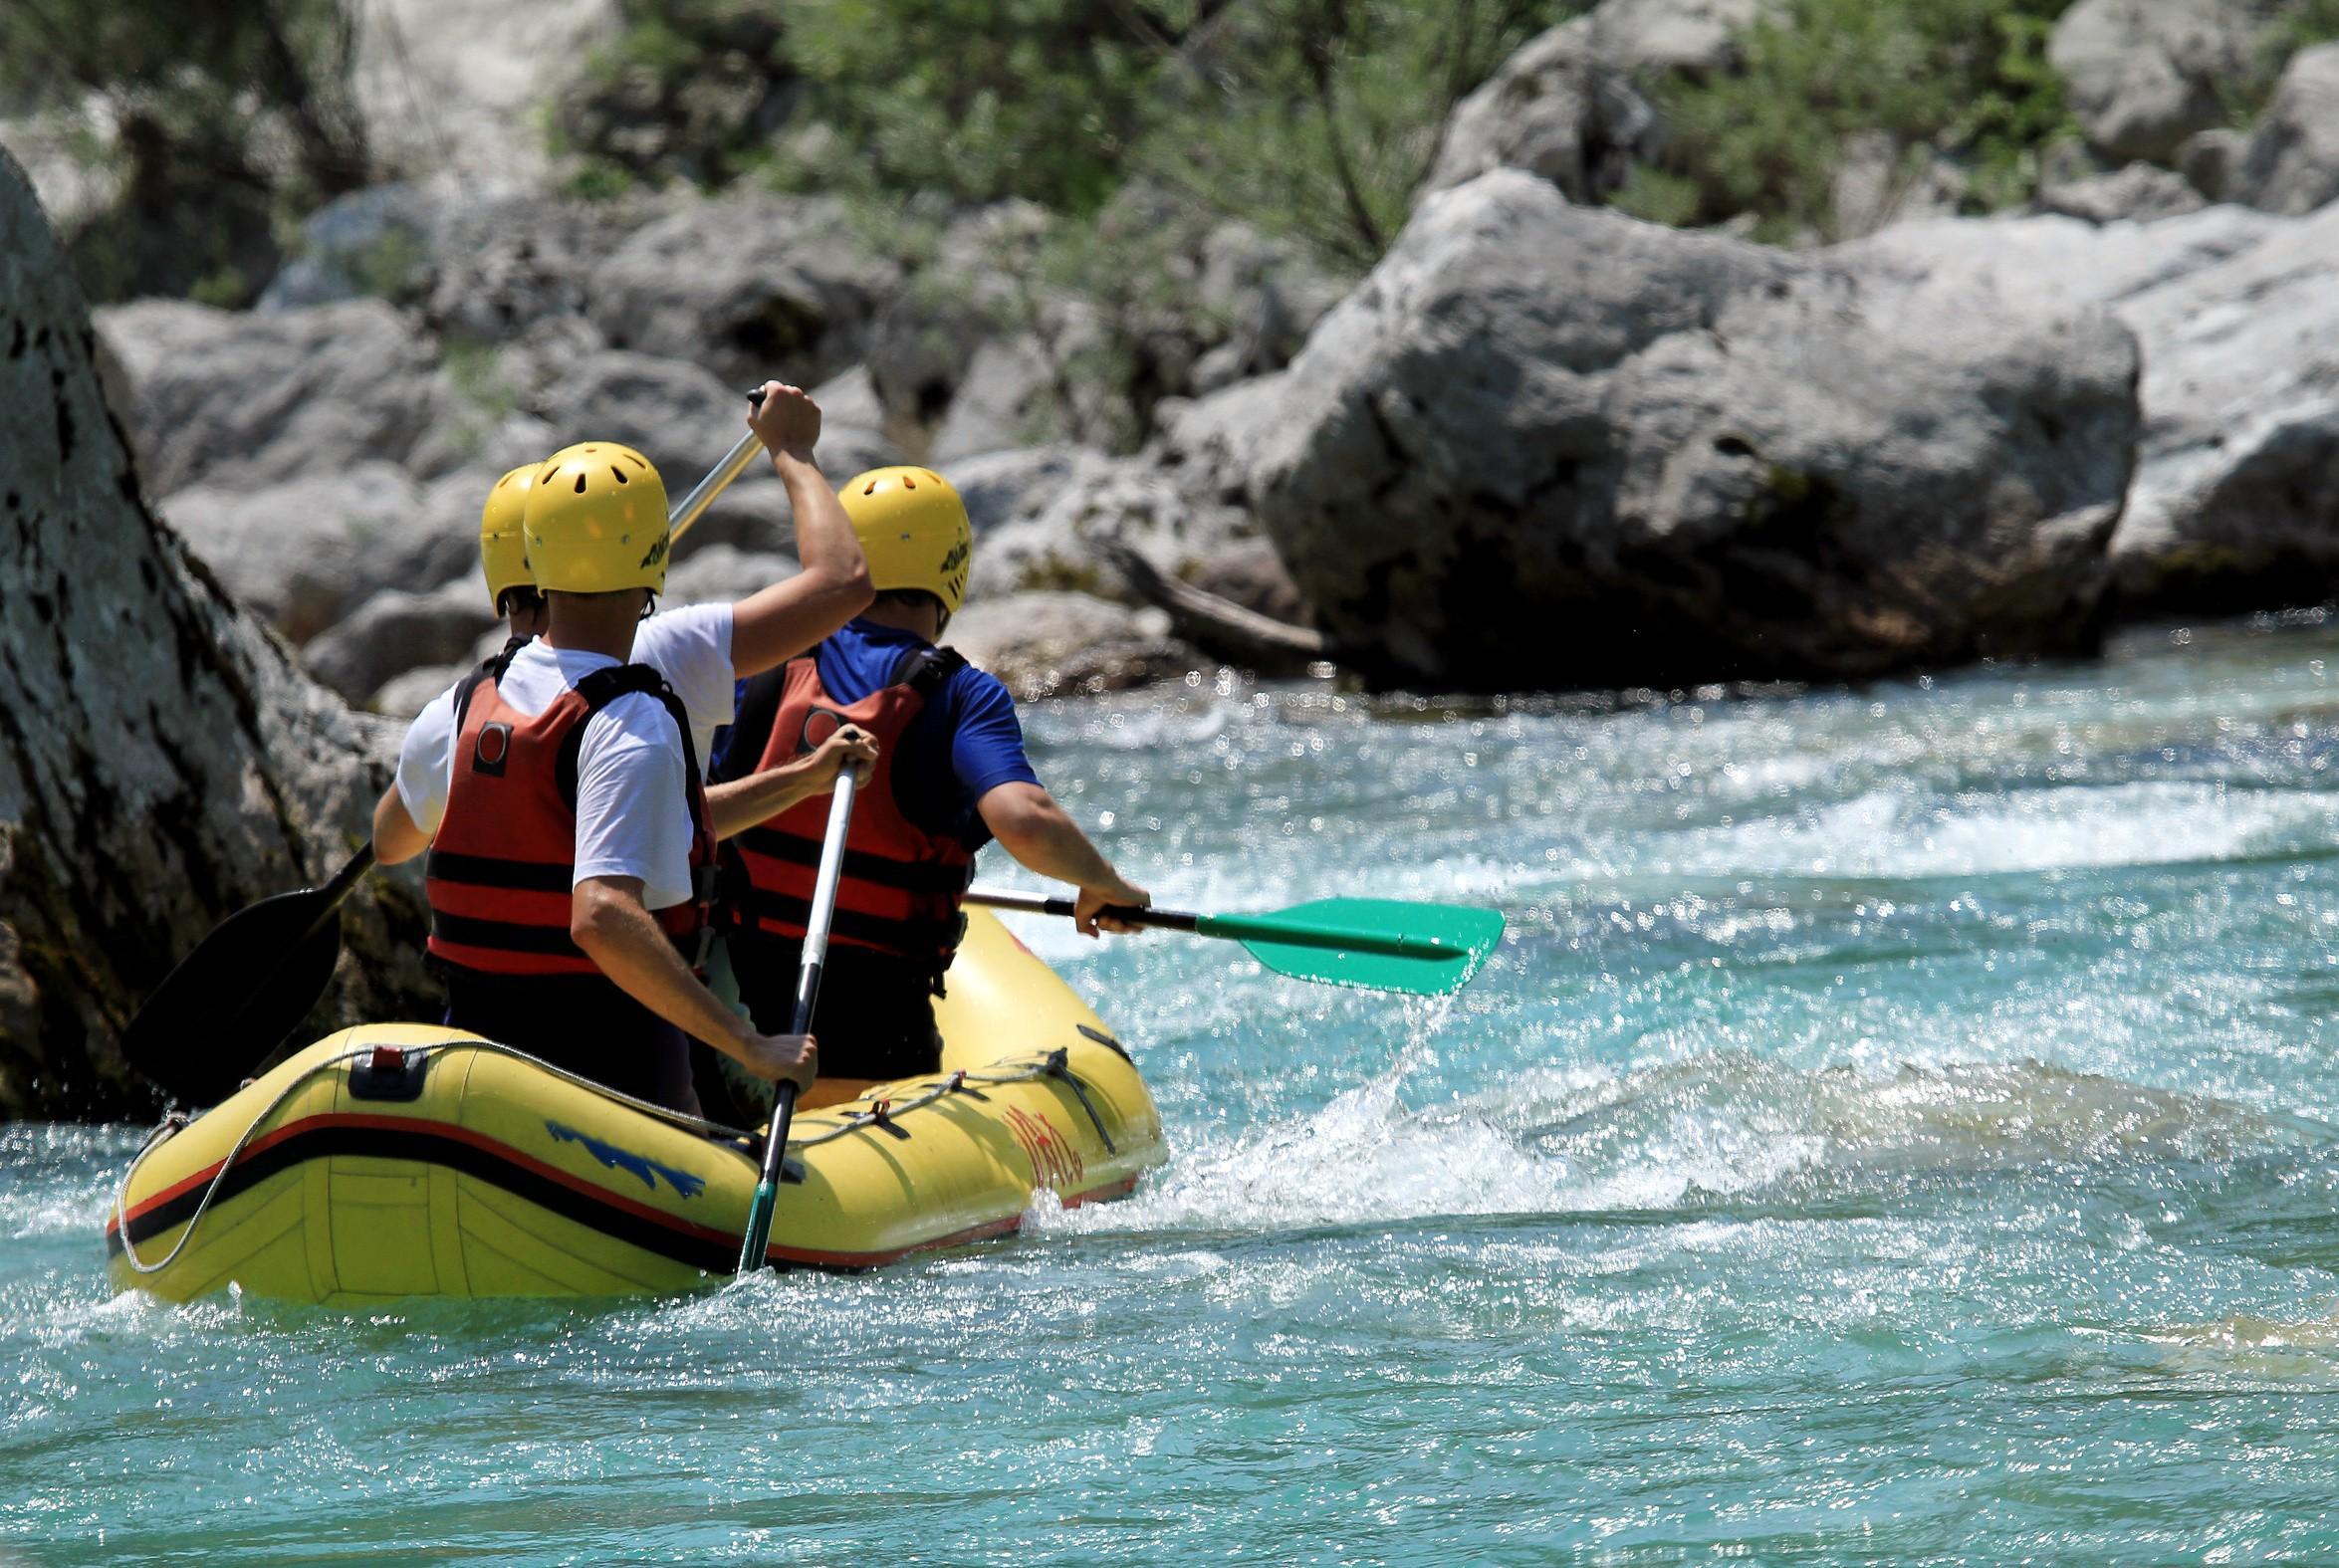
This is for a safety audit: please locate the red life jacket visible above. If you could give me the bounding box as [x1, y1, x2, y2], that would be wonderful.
[425, 646, 716, 979]
[719, 644, 975, 973]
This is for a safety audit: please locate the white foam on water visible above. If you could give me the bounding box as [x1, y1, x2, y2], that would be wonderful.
[1627, 779, 2333, 883]
[1035, 1047, 2328, 1242]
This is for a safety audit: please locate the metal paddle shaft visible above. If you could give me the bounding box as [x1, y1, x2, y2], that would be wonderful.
[963, 888, 1506, 997]
[120, 392, 778, 1105]
[736, 771, 858, 1273]
[668, 385, 772, 546]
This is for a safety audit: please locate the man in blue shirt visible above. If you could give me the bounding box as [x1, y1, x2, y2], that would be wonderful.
[709, 466, 1149, 1096]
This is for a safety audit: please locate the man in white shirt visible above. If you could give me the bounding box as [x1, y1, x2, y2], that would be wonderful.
[370, 386, 874, 1109]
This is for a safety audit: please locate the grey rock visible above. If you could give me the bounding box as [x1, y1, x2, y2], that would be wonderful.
[1830, 131, 1970, 239]
[961, 450, 1250, 605]
[2107, 201, 2339, 610]
[371, 662, 470, 721]
[158, 464, 474, 647]
[98, 298, 460, 497]
[2049, 0, 2280, 163]
[1182, 170, 2142, 691]
[303, 579, 498, 702]
[0, 145, 431, 1119]
[928, 337, 1057, 463]
[2179, 126, 2250, 201]
[1422, 16, 1663, 203]
[661, 545, 799, 608]
[949, 445, 1090, 538]
[1832, 202, 2339, 616]
[1186, 538, 1313, 627]
[425, 193, 632, 342]
[2228, 42, 2339, 216]
[809, 364, 888, 433]
[1423, 0, 1784, 203]
[586, 195, 899, 389]
[947, 592, 1195, 700]
[1586, 0, 1788, 78]
[260, 183, 442, 312]
[2036, 159, 2210, 223]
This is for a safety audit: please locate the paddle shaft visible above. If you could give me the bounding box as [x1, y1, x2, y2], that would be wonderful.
[296, 842, 377, 936]
[962, 890, 1466, 960]
[736, 771, 858, 1273]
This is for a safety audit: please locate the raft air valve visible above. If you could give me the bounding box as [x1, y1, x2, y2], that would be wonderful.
[350, 1044, 431, 1102]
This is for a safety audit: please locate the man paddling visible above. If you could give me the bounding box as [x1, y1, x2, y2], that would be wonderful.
[453, 412, 881, 845]
[372, 386, 876, 1110]
[707, 466, 1150, 1106]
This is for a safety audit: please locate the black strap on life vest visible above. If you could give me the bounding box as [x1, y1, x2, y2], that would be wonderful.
[553, 663, 707, 812]
[714, 644, 966, 785]
[447, 636, 528, 740]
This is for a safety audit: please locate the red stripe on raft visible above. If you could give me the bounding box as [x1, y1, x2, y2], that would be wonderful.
[761, 1174, 1141, 1269]
[108, 1111, 1144, 1272]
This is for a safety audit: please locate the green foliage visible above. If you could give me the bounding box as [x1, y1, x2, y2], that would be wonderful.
[2228, 0, 2339, 117]
[1626, 0, 2080, 242]
[556, 0, 796, 187]
[0, 0, 368, 303]
[1133, 0, 1562, 269]
[780, 0, 1163, 213]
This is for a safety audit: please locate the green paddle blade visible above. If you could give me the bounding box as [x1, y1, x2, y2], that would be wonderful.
[1200, 898, 1505, 997]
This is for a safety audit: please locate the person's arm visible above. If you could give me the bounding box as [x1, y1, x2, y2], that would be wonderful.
[372, 784, 430, 866]
[571, 875, 817, 1089]
[729, 381, 873, 678]
[705, 725, 879, 840]
[377, 690, 457, 865]
[976, 781, 1151, 937]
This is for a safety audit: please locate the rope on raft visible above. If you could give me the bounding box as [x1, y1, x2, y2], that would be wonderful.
[114, 1038, 1121, 1274]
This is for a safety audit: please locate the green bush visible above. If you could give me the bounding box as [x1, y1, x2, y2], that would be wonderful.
[1617, 0, 2080, 242]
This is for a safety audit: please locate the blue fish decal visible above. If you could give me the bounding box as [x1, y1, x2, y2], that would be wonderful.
[544, 1120, 707, 1200]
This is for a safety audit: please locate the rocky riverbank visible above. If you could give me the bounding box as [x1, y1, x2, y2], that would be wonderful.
[10, 0, 2327, 709]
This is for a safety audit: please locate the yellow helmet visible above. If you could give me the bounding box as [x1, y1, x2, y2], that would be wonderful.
[841, 466, 973, 615]
[522, 442, 671, 595]
[479, 463, 538, 613]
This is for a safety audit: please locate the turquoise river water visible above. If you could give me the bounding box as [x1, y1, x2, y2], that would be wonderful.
[13, 620, 2339, 1564]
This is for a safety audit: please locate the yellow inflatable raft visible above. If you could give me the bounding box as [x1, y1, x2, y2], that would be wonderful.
[105, 910, 1164, 1303]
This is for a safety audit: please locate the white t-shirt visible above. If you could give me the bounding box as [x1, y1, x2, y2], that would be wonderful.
[395, 604, 737, 910]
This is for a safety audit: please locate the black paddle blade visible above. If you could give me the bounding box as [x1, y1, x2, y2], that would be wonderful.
[118, 886, 347, 1106]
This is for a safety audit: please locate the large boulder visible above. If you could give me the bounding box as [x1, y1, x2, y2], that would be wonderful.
[2226, 42, 2339, 217]
[1846, 203, 2339, 615]
[1178, 171, 2142, 691]
[2105, 202, 2339, 611]
[2048, 0, 2282, 164]
[0, 147, 431, 1119]
[586, 195, 897, 390]
[98, 298, 461, 496]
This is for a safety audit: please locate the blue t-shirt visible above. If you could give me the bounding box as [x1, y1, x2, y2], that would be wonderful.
[713, 618, 1039, 852]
